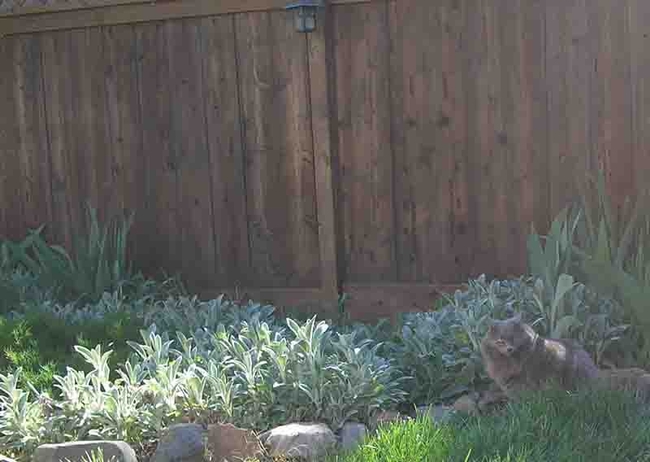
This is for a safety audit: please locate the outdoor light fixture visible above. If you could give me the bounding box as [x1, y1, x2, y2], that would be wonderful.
[285, 0, 323, 33]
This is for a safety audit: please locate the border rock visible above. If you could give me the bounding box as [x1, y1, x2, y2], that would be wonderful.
[34, 441, 137, 462]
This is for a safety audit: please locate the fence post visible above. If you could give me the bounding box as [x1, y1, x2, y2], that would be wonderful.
[307, 1, 340, 313]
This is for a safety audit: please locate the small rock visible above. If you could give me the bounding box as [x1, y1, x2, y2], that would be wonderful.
[259, 422, 336, 460]
[0, 455, 17, 462]
[452, 393, 479, 415]
[152, 423, 205, 462]
[339, 422, 367, 451]
[34, 441, 137, 462]
[417, 404, 454, 424]
[206, 422, 262, 462]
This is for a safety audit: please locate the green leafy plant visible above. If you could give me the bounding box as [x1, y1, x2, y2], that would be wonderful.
[2, 204, 135, 303]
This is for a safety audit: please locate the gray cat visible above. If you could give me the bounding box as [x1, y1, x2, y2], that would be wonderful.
[480, 314, 599, 399]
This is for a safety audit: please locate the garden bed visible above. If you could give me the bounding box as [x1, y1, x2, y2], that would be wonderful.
[4, 173, 650, 461]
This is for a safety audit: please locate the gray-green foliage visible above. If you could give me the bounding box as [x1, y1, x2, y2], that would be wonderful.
[0, 204, 135, 304]
[0, 299, 406, 460]
[394, 274, 629, 403]
[527, 170, 650, 365]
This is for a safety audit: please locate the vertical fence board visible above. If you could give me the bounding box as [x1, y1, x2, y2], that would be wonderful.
[334, 2, 395, 283]
[12, 36, 53, 234]
[464, 2, 502, 276]
[41, 31, 80, 249]
[518, 0, 549, 250]
[389, 0, 470, 283]
[236, 10, 320, 288]
[1, 37, 21, 239]
[308, 6, 339, 301]
[103, 25, 147, 261]
[0, 38, 9, 236]
[630, 0, 650, 186]
[136, 22, 180, 275]
[165, 19, 217, 290]
[77, 28, 111, 229]
[199, 15, 250, 288]
[595, 0, 634, 209]
[496, 0, 543, 275]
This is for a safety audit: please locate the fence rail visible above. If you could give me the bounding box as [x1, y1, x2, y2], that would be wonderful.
[1, 0, 648, 320]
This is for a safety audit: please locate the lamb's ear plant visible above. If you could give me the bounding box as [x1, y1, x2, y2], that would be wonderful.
[63, 448, 118, 462]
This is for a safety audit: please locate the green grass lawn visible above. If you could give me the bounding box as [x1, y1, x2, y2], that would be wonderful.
[331, 388, 650, 462]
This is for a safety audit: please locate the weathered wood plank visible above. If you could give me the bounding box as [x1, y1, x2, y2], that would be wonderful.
[103, 24, 146, 262]
[12, 35, 53, 236]
[0, 38, 9, 237]
[235, 10, 320, 288]
[73, 27, 110, 231]
[594, 0, 634, 208]
[307, 5, 339, 301]
[165, 18, 217, 290]
[40, 31, 81, 249]
[629, 0, 650, 187]
[135, 21, 180, 276]
[334, 2, 395, 283]
[389, 0, 472, 283]
[341, 282, 465, 322]
[0, 37, 22, 239]
[0, 0, 375, 20]
[389, 0, 438, 283]
[0, 0, 374, 33]
[496, 0, 528, 275]
[464, 1, 504, 277]
[198, 15, 250, 288]
[517, 0, 549, 260]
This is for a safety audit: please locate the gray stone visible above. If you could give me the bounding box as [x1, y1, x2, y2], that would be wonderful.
[152, 423, 205, 462]
[417, 404, 454, 424]
[339, 422, 367, 451]
[206, 423, 262, 462]
[34, 441, 137, 462]
[259, 422, 336, 460]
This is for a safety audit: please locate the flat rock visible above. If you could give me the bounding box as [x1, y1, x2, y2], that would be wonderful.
[206, 423, 262, 462]
[34, 441, 137, 462]
[152, 423, 205, 462]
[259, 422, 336, 460]
[339, 422, 367, 451]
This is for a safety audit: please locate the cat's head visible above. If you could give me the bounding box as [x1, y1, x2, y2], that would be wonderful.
[485, 313, 535, 356]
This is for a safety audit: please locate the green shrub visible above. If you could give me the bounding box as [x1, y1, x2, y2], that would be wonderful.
[334, 388, 650, 462]
[390, 274, 628, 406]
[0, 306, 408, 460]
[528, 169, 650, 367]
[1, 204, 143, 304]
[0, 306, 145, 392]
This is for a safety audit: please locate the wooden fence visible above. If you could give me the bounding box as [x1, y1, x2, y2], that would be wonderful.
[0, 0, 649, 320]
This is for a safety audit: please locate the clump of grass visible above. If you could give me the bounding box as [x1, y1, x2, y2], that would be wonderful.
[329, 415, 455, 462]
[334, 388, 650, 462]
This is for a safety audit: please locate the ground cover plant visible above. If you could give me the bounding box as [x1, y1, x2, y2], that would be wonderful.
[331, 388, 650, 462]
[527, 169, 650, 368]
[1, 176, 648, 461]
